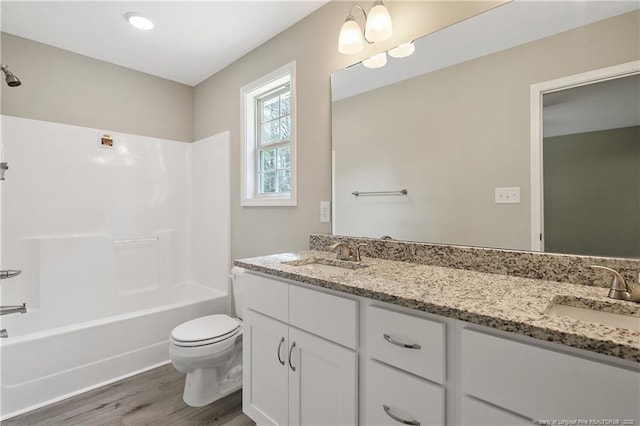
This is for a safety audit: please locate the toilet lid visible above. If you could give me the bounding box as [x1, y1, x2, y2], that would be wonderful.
[171, 314, 240, 343]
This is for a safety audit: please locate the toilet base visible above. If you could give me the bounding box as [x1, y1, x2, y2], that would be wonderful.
[183, 365, 243, 407]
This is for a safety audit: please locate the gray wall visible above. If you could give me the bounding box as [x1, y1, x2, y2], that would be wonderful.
[1, 33, 193, 142]
[544, 126, 640, 258]
[332, 11, 640, 251]
[193, 1, 504, 259]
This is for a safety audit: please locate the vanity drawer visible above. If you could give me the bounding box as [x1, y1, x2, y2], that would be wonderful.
[460, 396, 530, 426]
[367, 305, 445, 383]
[289, 284, 357, 349]
[365, 360, 444, 426]
[242, 272, 288, 322]
[461, 328, 640, 422]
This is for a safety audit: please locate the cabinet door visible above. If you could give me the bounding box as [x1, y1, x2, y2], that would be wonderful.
[288, 328, 358, 426]
[243, 309, 289, 426]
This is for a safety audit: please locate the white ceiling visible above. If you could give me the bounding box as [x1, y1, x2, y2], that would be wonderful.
[0, 1, 327, 86]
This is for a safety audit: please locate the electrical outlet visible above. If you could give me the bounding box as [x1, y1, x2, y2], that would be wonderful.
[495, 187, 520, 204]
[320, 201, 331, 223]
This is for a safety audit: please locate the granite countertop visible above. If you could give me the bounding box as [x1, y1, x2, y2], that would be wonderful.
[234, 250, 640, 363]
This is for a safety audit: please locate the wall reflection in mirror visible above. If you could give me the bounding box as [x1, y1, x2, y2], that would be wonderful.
[331, 0, 640, 259]
[542, 75, 639, 258]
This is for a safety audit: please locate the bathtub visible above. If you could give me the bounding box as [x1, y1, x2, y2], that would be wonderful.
[0, 282, 227, 420]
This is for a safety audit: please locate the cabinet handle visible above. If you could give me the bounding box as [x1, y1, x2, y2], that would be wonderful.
[288, 341, 296, 371]
[383, 333, 421, 350]
[383, 405, 420, 426]
[277, 337, 285, 366]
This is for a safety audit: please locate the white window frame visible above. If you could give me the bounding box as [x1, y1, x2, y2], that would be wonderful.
[241, 61, 297, 206]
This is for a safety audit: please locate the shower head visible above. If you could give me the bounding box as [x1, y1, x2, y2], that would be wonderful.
[1, 64, 21, 87]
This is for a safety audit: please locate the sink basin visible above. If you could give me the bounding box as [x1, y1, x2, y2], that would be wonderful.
[297, 263, 356, 274]
[282, 257, 366, 275]
[548, 302, 640, 332]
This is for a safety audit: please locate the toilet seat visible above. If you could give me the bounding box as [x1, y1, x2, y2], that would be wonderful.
[171, 314, 241, 348]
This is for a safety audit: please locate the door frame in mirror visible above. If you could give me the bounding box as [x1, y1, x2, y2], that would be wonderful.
[529, 60, 640, 251]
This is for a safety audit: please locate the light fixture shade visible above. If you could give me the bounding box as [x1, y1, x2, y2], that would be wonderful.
[338, 16, 365, 54]
[362, 52, 387, 69]
[388, 41, 415, 58]
[126, 13, 154, 30]
[364, 1, 392, 42]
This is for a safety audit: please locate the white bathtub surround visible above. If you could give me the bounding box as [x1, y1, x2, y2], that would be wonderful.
[190, 132, 231, 295]
[0, 116, 231, 419]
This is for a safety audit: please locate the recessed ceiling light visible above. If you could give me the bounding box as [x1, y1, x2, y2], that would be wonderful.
[126, 13, 154, 31]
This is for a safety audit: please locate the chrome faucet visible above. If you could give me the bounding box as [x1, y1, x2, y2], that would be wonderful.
[0, 329, 7, 338]
[0, 303, 27, 316]
[591, 265, 640, 303]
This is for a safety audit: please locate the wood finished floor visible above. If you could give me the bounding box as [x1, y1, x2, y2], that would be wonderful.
[2, 364, 256, 426]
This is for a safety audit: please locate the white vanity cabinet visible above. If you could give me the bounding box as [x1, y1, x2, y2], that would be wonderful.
[239, 268, 640, 426]
[460, 327, 640, 424]
[241, 272, 358, 426]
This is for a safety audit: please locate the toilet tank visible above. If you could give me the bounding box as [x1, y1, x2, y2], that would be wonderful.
[230, 267, 246, 320]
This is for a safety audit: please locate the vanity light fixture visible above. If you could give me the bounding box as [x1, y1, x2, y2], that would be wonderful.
[388, 41, 415, 59]
[365, 1, 393, 42]
[338, 1, 393, 55]
[362, 52, 387, 69]
[126, 13, 154, 31]
[362, 41, 414, 69]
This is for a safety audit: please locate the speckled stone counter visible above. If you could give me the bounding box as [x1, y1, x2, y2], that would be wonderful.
[310, 234, 640, 288]
[234, 250, 640, 363]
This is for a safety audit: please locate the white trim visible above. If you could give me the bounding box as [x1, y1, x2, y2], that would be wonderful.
[331, 149, 336, 232]
[529, 60, 640, 251]
[240, 61, 297, 207]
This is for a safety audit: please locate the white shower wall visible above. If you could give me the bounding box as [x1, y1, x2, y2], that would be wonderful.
[190, 132, 230, 291]
[0, 115, 230, 331]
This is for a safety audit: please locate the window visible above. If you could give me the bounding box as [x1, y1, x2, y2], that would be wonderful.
[241, 62, 296, 206]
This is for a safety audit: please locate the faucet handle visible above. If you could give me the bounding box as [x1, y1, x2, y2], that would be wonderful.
[590, 265, 629, 300]
[355, 243, 368, 262]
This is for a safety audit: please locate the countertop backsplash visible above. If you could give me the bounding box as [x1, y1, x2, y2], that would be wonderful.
[310, 234, 639, 288]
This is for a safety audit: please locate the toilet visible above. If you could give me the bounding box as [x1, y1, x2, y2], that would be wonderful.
[169, 276, 245, 407]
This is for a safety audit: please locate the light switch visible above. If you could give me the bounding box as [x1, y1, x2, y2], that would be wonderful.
[495, 187, 520, 204]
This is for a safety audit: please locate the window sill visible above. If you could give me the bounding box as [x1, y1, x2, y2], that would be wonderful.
[241, 197, 297, 207]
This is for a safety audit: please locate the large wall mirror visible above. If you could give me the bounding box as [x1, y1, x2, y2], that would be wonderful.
[331, 1, 640, 259]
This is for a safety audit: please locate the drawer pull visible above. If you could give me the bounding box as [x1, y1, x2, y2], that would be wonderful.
[383, 333, 421, 350]
[383, 405, 420, 425]
[288, 341, 296, 371]
[277, 337, 285, 366]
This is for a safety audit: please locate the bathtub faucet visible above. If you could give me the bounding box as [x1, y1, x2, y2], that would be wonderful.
[0, 329, 7, 338]
[0, 303, 27, 316]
